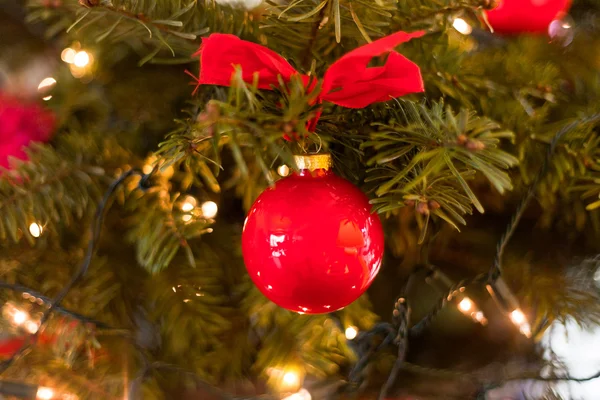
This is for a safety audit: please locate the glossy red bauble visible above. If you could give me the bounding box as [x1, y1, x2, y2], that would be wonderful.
[486, 0, 571, 35]
[242, 156, 384, 314]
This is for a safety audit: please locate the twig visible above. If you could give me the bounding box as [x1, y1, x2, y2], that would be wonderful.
[76, 1, 197, 40]
[301, 0, 330, 68]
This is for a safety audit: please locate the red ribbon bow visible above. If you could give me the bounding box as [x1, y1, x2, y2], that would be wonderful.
[192, 31, 425, 130]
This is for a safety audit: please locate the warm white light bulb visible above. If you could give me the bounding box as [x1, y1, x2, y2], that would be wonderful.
[519, 323, 532, 338]
[345, 326, 358, 340]
[283, 388, 312, 400]
[29, 222, 43, 238]
[38, 77, 56, 91]
[73, 51, 91, 68]
[283, 371, 299, 387]
[453, 18, 473, 35]
[181, 196, 197, 212]
[201, 201, 218, 218]
[36, 387, 55, 400]
[278, 165, 290, 177]
[182, 214, 193, 223]
[13, 310, 28, 325]
[61, 48, 76, 64]
[474, 311, 487, 324]
[510, 309, 526, 325]
[24, 320, 40, 334]
[458, 297, 474, 313]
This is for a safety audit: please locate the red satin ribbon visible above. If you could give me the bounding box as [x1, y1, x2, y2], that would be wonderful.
[192, 31, 425, 130]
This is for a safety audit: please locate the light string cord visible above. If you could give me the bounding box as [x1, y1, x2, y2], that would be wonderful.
[349, 113, 600, 398]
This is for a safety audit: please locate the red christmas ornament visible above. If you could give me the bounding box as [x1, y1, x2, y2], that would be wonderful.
[0, 92, 55, 170]
[242, 154, 384, 314]
[486, 0, 571, 35]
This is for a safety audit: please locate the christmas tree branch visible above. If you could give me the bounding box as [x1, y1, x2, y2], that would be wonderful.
[28, 0, 259, 63]
[392, 0, 492, 27]
[0, 169, 147, 376]
[0, 282, 114, 329]
[489, 112, 600, 282]
[365, 101, 517, 239]
[128, 362, 272, 400]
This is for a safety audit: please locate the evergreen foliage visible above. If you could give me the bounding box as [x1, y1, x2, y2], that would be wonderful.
[1, 0, 600, 399]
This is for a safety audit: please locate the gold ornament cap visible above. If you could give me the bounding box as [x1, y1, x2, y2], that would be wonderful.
[293, 154, 333, 172]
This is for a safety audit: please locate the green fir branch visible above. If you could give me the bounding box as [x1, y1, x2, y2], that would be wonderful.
[364, 101, 517, 235]
[0, 135, 128, 245]
[156, 71, 315, 209]
[124, 185, 214, 274]
[26, 0, 260, 63]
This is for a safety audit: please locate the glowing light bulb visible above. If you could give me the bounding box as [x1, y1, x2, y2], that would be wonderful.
[458, 297, 474, 313]
[510, 309, 532, 337]
[283, 371, 299, 387]
[474, 311, 487, 325]
[24, 320, 40, 334]
[519, 323, 532, 338]
[73, 51, 91, 68]
[283, 388, 312, 400]
[452, 18, 473, 35]
[37, 387, 55, 400]
[61, 48, 76, 64]
[345, 326, 358, 340]
[181, 196, 197, 212]
[182, 214, 193, 222]
[510, 308, 531, 338]
[278, 165, 290, 177]
[510, 309, 526, 325]
[38, 77, 56, 91]
[29, 222, 43, 238]
[201, 201, 218, 218]
[13, 310, 28, 325]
